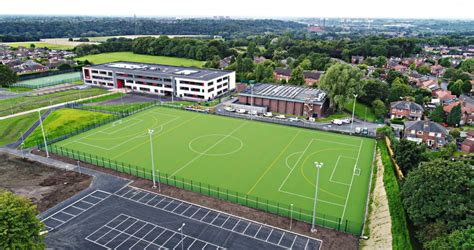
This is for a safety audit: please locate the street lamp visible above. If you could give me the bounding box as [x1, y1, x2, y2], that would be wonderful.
[38, 110, 49, 158]
[77, 160, 82, 174]
[290, 203, 294, 230]
[311, 161, 323, 233]
[148, 129, 159, 190]
[350, 93, 358, 134]
[178, 223, 186, 250]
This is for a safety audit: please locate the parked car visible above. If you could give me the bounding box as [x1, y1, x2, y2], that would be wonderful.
[224, 106, 235, 112]
[236, 109, 246, 114]
[248, 110, 258, 115]
[331, 119, 343, 125]
[288, 117, 300, 122]
[263, 112, 273, 117]
[362, 127, 368, 135]
[355, 127, 361, 134]
[275, 114, 286, 119]
[341, 118, 351, 124]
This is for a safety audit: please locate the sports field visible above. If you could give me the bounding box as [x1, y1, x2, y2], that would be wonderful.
[13, 72, 82, 89]
[52, 107, 375, 234]
[76, 52, 204, 67]
[4, 42, 76, 50]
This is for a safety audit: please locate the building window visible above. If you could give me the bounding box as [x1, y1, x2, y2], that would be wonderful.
[417, 131, 423, 135]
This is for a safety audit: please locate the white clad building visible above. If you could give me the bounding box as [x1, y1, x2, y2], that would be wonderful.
[82, 61, 235, 101]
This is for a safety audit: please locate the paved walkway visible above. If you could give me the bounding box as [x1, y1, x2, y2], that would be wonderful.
[0, 91, 116, 120]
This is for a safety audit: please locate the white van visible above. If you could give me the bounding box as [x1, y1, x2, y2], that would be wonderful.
[331, 119, 343, 125]
[236, 109, 246, 114]
[263, 112, 273, 117]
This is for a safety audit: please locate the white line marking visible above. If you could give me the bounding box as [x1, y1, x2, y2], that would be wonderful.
[170, 121, 247, 177]
[278, 139, 314, 192]
[340, 140, 363, 222]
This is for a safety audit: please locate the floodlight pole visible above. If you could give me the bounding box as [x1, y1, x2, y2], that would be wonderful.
[77, 160, 82, 174]
[178, 223, 186, 250]
[350, 93, 358, 134]
[38, 110, 49, 158]
[20, 132, 25, 158]
[290, 203, 294, 230]
[148, 129, 158, 190]
[311, 161, 323, 233]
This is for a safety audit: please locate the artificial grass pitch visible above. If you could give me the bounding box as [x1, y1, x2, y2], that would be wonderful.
[52, 107, 375, 234]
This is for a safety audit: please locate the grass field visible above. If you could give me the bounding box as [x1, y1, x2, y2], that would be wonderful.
[0, 113, 38, 146]
[51, 107, 375, 234]
[0, 88, 108, 117]
[76, 52, 204, 67]
[344, 100, 377, 122]
[4, 42, 76, 50]
[24, 108, 113, 148]
[13, 72, 82, 89]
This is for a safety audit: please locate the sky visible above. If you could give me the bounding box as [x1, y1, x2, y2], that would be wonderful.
[1, 0, 473, 20]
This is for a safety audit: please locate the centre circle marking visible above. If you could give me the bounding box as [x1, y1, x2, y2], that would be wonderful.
[189, 134, 243, 156]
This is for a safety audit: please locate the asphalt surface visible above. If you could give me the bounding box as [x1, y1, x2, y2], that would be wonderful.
[0, 148, 322, 249]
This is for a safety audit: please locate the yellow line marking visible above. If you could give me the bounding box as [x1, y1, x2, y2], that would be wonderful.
[111, 114, 200, 161]
[246, 131, 301, 195]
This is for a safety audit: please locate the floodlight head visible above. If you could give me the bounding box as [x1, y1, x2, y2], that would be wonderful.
[148, 129, 154, 134]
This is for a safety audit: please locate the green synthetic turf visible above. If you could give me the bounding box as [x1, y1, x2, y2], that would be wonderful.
[52, 107, 375, 234]
[13, 72, 82, 89]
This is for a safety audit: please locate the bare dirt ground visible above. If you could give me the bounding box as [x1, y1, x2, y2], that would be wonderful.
[360, 151, 392, 249]
[33, 149, 359, 249]
[0, 152, 92, 212]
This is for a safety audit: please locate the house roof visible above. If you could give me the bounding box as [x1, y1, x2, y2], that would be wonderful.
[303, 71, 323, 80]
[404, 120, 447, 134]
[390, 101, 424, 111]
[274, 68, 292, 76]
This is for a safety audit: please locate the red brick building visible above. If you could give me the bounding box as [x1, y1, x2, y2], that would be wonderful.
[238, 83, 329, 118]
[273, 68, 324, 86]
[390, 101, 424, 120]
[404, 120, 448, 148]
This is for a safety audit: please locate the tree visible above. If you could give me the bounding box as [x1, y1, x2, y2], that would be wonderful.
[438, 58, 451, 68]
[394, 139, 426, 174]
[429, 105, 446, 123]
[401, 159, 473, 239]
[461, 80, 472, 94]
[447, 104, 461, 126]
[375, 56, 387, 68]
[57, 63, 72, 70]
[0, 64, 19, 87]
[298, 59, 312, 70]
[319, 63, 364, 112]
[439, 143, 457, 159]
[360, 79, 389, 105]
[417, 64, 431, 75]
[372, 99, 386, 119]
[424, 226, 474, 250]
[460, 58, 474, 74]
[388, 78, 412, 102]
[386, 70, 408, 85]
[449, 128, 460, 140]
[288, 66, 305, 85]
[448, 79, 464, 96]
[0, 192, 45, 249]
[246, 42, 257, 59]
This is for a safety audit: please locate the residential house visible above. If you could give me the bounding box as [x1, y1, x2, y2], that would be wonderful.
[404, 120, 448, 148]
[253, 56, 268, 64]
[351, 56, 364, 64]
[432, 89, 456, 105]
[418, 79, 439, 92]
[430, 64, 444, 76]
[390, 101, 424, 120]
[273, 68, 324, 86]
[461, 138, 474, 153]
[219, 56, 234, 69]
[393, 64, 408, 73]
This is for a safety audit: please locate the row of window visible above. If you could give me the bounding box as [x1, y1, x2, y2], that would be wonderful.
[410, 130, 443, 137]
[91, 70, 113, 76]
[92, 75, 113, 81]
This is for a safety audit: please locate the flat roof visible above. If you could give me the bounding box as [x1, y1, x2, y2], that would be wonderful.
[87, 61, 233, 81]
[239, 83, 327, 104]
